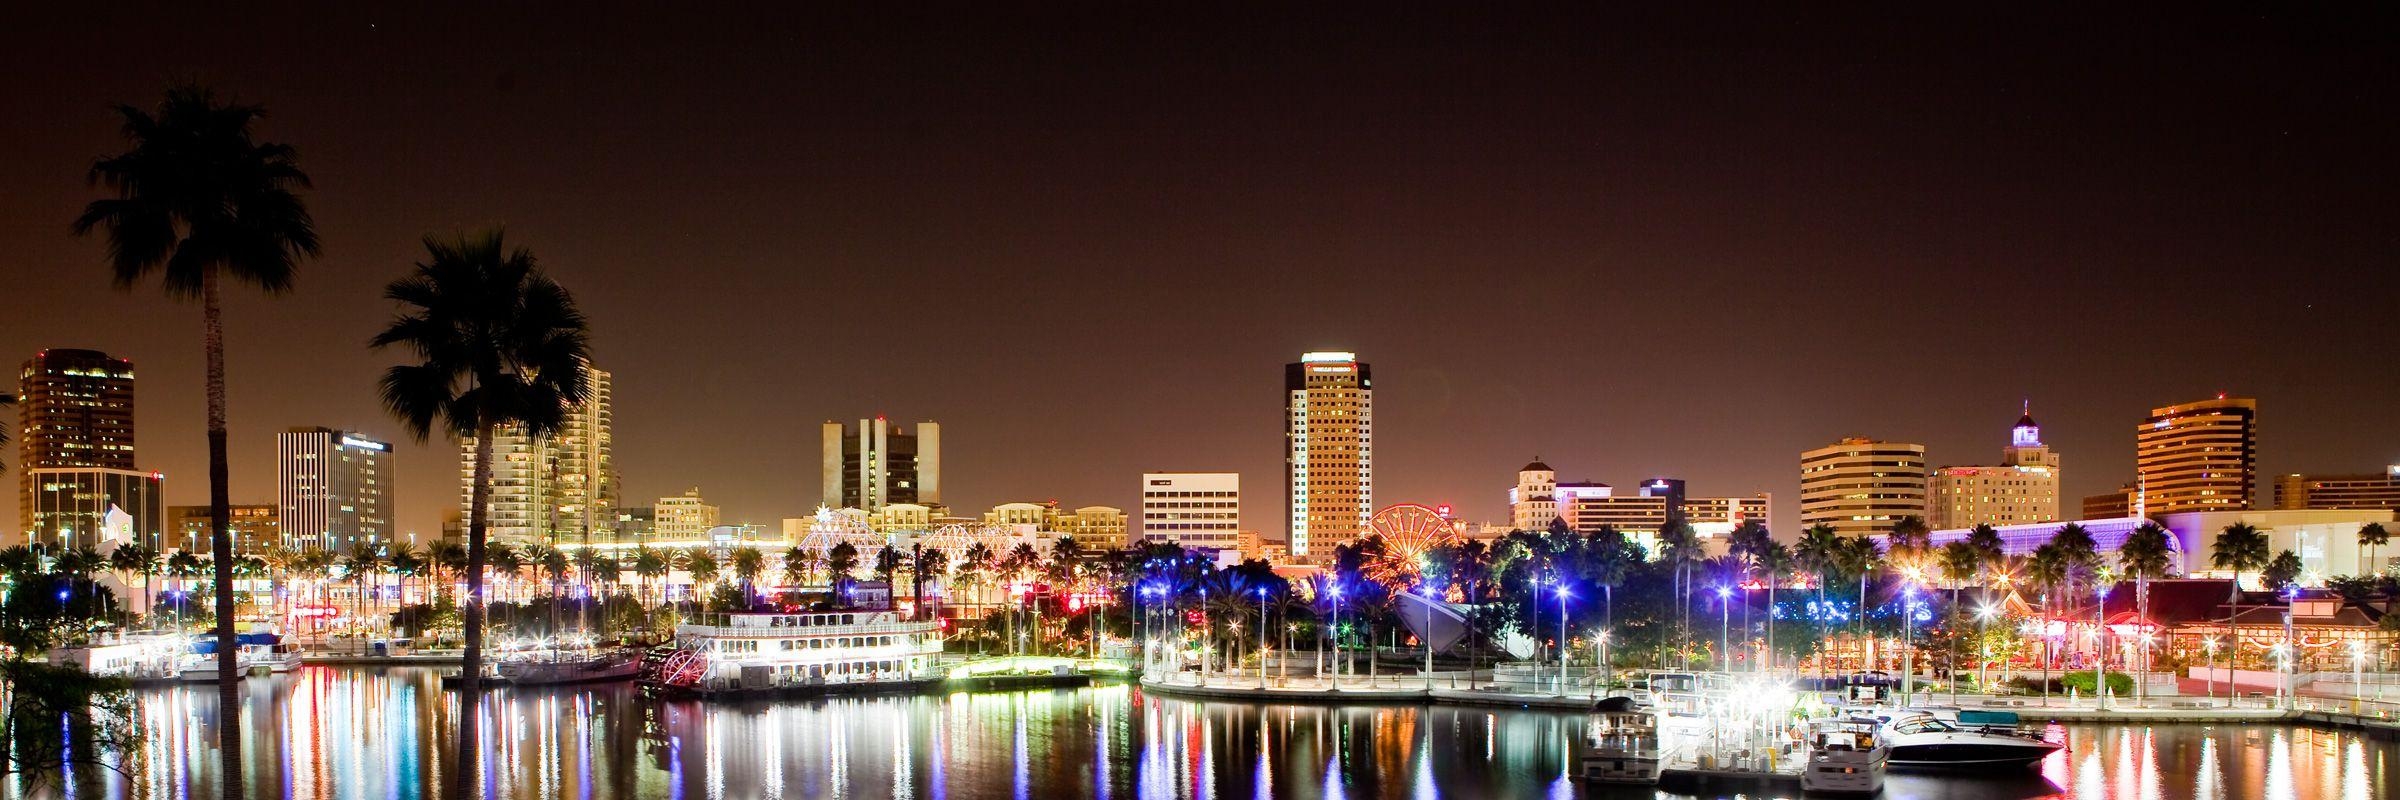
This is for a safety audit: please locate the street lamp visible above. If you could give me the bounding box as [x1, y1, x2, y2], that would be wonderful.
[2203, 636, 2218, 707]
[2351, 641, 2367, 713]
[1556, 584, 1571, 695]
[1716, 586, 1733, 673]
[1976, 603, 1997, 699]
[1900, 586, 1916, 699]
[1329, 585, 1344, 690]
[1421, 582, 1438, 680]
[2095, 584, 2112, 709]
[1258, 587, 1270, 689]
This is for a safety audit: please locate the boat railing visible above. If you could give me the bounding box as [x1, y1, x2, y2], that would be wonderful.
[677, 620, 938, 638]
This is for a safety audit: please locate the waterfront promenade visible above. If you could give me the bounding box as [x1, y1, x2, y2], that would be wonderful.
[1136, 670, 2400, 735]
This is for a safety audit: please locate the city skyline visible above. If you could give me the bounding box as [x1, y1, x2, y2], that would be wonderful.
[6, 7, 2400, 541]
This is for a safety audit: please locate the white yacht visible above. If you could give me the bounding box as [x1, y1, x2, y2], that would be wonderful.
[641, 610, 944, 696]
[1802, 716, 1888, 795]
[1878, 711, 2061, 769]
[178, 638, 304, 681]
[1578, 699, 1665, 785]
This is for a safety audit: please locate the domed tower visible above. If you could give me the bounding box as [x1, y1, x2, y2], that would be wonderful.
[1510, 459, 1558, 530]
[2003, 400, 2059, 470]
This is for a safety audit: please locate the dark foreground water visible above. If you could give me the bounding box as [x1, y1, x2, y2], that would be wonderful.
[25, 667, 2393, 799]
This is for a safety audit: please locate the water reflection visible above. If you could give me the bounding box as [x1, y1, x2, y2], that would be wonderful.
[30, 667, 2399, 800]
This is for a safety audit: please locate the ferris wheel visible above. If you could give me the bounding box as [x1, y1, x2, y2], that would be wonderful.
[1361, 503, 1464, 587]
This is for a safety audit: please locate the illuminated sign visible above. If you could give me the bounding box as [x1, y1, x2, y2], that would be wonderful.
[340, 436, 390, 452]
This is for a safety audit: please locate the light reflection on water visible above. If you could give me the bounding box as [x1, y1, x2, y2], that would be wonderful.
[27, 666, 2397, 800]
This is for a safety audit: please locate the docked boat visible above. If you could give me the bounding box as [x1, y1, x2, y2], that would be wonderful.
[1802, 716, 1888, 795]
[179, 635, 304, 681]
[497, 648, 643, 686]
[640, 610, 944, 697]
[1878, 711, 2061, 769]
[1578, 697, 1665, 785]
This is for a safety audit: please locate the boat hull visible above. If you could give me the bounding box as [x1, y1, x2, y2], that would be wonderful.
[1886, 741, 2059, 769]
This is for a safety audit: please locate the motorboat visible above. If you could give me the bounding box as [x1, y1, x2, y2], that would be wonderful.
[1578, 697, 1665, 785]
[179, 634, 304, 681]
[498, 648, 643, 686]
[1802, 716, 1888, 795]
[1878, 711, 2062, 769]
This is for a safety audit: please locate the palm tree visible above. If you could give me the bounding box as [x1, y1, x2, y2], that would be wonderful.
[2359, 522, 2390, 578]
[781, 546, 813, 589]
[1754, 539, 1792, 673]
[371, 230, 592, 703]
[1938, 541, 1980, 607]
[2211, 521, 2272, 673]
[1582, 527, 1635, 666]
[2050, 522, 2100, 603]
[75, 87, 319, 751]
[487, 543, 525, 605]
[1657, 520, 1702, 653]
[962, 542, 996, 612]
[731, 546, 765, 605]
[109, 544, 159, 626]
[1965, 523, 2006, 585]
[1793, 524, 1844, 679]
[2262, 550, 2303, 593]
[685, 548, 721, 595]
[389, 546, 426, 611]
[2118, 522, 2176, 689]
[633, 547, 668, 611]
[1839, 535, 1882, 669]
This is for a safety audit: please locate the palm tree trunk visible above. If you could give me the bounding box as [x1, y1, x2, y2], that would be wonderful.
[202, 271, 244, 800]
[453, 420, 497, 799]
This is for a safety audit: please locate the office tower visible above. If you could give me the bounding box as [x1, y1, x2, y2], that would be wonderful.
[1508, 460, 1558, 530]
[2082, 484, 2139, 519]
[2136, 395, 2257, 514]
[654, 487, 720, 540]
[1639, 477, 1689, 523]
[2275, 467, 2400, 511]
[169, 504, 280, 553]
[1799, 437, 1928, 537]
[277, 427, 392, 552]
[459, 366, 617, 545]
[15, 348, 136, 537]
[821, 418, 941, 512]
[25, 468, 163, 550]
[1928, 404, 2063, 528]
[1286, 351, 1371, 560]
[1140, 472, 1241, 549]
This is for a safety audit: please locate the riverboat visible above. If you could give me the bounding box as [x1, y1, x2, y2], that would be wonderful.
[639, 610, 944, 697]
[1578, 698, 1665, 785]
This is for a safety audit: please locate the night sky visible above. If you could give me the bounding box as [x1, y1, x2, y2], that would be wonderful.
[5, 6, 2398, 541]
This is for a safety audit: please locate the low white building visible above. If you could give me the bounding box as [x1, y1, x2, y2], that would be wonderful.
[1139, 472, 1240, 550]
[2161, 508, 2399, 585]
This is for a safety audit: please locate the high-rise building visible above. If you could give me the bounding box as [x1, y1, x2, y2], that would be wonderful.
[1799, 437, 1928, 537]
[15, 349, 136, 537]
[1928, 405, 2063, 528]
[2274, 467, 2400, 512]
[654, 487, 720, 540]
[1140, 472, 1240, 549]
[169, 504, 280, 553]
[25, 467, 163, 550]
[2082, 483, 2139, 519]
[277, 427, 392, 552]
[1507, 460, 1558, 530]
[1638, 477, 1689, 523]
[2136, 395, 2257, 515]
[459, 366, 617, 545]
[820, 418, 940, 512]
[1286, 351, 1371, 560]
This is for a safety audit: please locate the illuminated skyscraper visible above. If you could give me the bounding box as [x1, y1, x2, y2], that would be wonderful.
[278, 427, 392, 552]
[1285, 351, 1371, 560]
[15, 348, 136, 539]
[459, 366, 616, 545]
[2136, 395, 2257, 515]
[1799, 437, 1927, 537]
[821, 418, 941, 512]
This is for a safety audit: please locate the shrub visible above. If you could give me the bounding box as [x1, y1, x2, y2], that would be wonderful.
[2060, 670, 2133, 696]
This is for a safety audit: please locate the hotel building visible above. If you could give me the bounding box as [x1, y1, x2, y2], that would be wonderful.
[1140, 472, 1240, 550]
[2135, 395, 2257, 515]
[1507, 461, 1558, 530]
[821, 418, 940, 512]
[168, 504, 280, 553]
[460, 365, 618, 545]
[1928, 406, 2062, 528]
[2275, 467, 2400, 512]
[277, 427, 392, 552]
[655, 487, 721, 540]
[15, 349, 136, 539]
[1286, 352, 1371, 560]
[1799, 437, 1928, 537]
